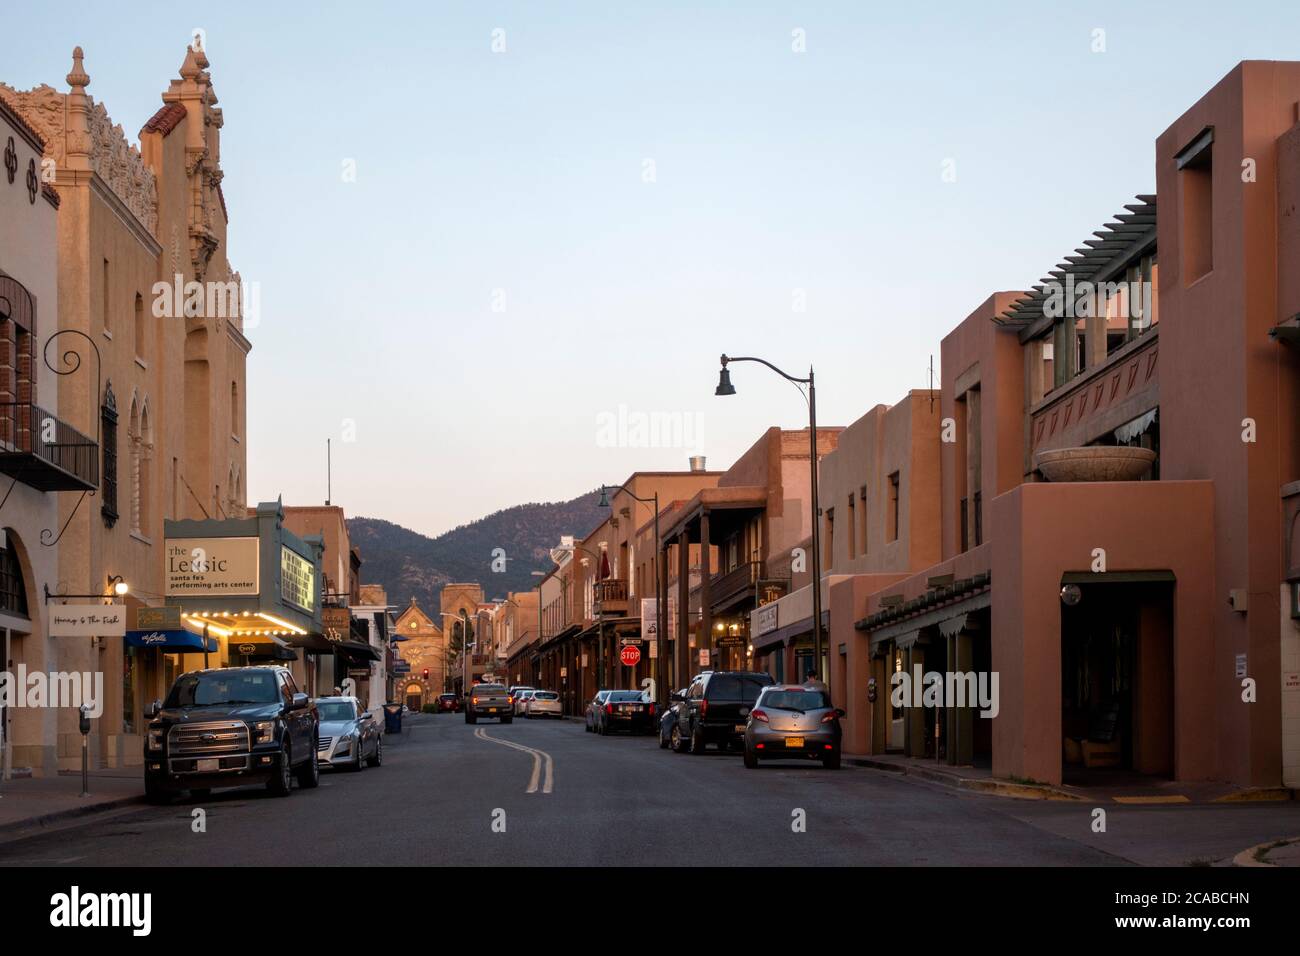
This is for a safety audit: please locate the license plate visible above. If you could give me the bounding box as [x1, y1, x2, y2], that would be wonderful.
[197, 758, 219, 772]
[487, 708, 497, 713]
[734, 724, 746, 733]
[785, 737, 804, 749]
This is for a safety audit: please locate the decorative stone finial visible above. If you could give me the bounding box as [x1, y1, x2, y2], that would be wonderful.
[179, 45, 202, 81]
[66, 46, 90, 90]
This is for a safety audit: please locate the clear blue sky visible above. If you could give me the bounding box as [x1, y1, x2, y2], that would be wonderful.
[5, 1, 1298, 536]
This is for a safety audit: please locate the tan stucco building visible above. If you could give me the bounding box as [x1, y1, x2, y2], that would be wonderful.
[0, 44, 250, 772]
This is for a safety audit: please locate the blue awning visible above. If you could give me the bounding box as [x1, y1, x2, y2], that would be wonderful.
[126, 629, 218, 652]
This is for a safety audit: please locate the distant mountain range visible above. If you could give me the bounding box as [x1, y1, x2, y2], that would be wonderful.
[346, 489, 610, 610]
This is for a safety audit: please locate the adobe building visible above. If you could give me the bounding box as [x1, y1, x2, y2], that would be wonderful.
[653, 428, 842, 703]
[1, 45, 250, 771]
[852, 61, 1300, 790]
[750, 391, 942, 755]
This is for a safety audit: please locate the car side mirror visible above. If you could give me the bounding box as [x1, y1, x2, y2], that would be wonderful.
[291, 692, 309, 711]
[835, 708, 846, 718]
[145, 699, 161, 719]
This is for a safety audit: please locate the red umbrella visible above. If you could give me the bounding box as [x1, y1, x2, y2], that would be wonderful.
[597, 547, 611, 581]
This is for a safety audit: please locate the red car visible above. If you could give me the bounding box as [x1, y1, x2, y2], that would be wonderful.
[436, 693, 462, 713]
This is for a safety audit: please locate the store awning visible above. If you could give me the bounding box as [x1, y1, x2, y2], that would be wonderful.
[335, 639, 382, 662]
[126, 629, 219, 652]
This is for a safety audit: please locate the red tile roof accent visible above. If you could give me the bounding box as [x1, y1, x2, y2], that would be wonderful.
[0, 92, 46, 152]
[140, 102, 186, 137]
[41, 182, 60, 209]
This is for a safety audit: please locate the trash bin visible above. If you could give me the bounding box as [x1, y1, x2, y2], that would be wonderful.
[383, 702, 403, 734]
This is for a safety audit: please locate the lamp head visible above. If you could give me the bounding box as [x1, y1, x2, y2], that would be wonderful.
[715, 356, 736, 396]
[597, 486, 610, 508]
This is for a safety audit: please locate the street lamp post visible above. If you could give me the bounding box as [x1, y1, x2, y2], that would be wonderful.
[715, 354, 825, 682]
[598, 484, 664, 705]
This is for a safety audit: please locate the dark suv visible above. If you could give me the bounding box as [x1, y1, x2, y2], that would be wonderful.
[669, 670, 775, 754]
[144, 666, 320, 801]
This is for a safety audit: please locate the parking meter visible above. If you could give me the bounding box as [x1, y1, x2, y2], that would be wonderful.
[78, 704, 90, 796]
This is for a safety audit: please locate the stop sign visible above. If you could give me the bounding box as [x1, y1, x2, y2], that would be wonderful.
[620, 644, 641, 667]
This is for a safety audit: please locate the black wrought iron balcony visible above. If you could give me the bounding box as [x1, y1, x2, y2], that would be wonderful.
[0, 401, 99, 492]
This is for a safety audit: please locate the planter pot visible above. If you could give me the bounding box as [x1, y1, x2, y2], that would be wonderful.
[1034, 446, 1156, 482]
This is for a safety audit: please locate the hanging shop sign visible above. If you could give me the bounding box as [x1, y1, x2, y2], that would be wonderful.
[165, 537, 259, 597]
[281, 546, 316, 613]
[50, 604, 126, 638]
[322, 607, 351, 643]
[755, 603, 779, 637]
[756, 579, 789, 606]
[133, 606, 182, 631]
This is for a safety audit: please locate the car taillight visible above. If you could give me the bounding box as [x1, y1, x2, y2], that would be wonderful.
[700, 699, 708, 716]
[648, 703, 656, 717]
[820, 711, 836, 723]
[471, 696, 479, 705]
[605, 703, 613, 715]
[507, 696, 514, 704]
[751, 708, 769, 723]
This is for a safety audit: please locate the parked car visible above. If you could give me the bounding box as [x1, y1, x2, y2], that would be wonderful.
[669, 670, 775, 754]
[143, 665, 319, 801]
[436, 692, 462, 713]
[315, 696, 382, 771]
[743, 684, 844, 769]
[513, 690, 536, 715]
[466, 683, 513, 723]
[658, 688, 688, 748]
[592, 689, 656, 735]
[509, 685, 536, 707]
[527, 690, 562, 719]
[584, 691, 613, 732]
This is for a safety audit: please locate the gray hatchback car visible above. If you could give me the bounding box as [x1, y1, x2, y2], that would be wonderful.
[743, 684, 844, 770]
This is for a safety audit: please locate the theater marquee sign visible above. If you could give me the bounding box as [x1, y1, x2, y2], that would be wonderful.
[164, 537, 259, 597]
[281, 546, 316, 613]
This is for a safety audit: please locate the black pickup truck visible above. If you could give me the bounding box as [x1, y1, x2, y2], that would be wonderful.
[144, 665, 319, 801]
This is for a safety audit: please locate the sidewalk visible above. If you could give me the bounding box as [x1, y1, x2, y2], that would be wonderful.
[1234, 837, 1300, 866]
[0, 769, 144, 839]
[846, 752, 1297, 804]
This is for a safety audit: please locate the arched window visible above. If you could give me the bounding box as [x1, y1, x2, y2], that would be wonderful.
[134, 293, 146, 361]
[101, 382, 118, 527]
[128, 396, 152, 535]
[0, 530, 29, 617]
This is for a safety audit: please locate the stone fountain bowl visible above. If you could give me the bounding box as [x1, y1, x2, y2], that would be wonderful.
[1034, 446, 1156, 482]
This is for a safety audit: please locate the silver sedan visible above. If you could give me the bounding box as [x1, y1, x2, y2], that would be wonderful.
[743, 685, 843, 770]
[315, 696, 382, 772]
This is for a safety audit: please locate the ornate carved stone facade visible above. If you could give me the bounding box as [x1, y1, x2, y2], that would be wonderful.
[0, 49, 160, 235]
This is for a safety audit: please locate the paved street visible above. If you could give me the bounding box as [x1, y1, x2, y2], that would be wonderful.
[2, 714, 1296, 867]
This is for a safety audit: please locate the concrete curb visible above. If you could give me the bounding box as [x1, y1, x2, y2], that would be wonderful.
[0, 793, 145, 840]
[1212, 787, 1296, 803]
[1231, 837, 1299, 867]
[848, 756, 1081, 800]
